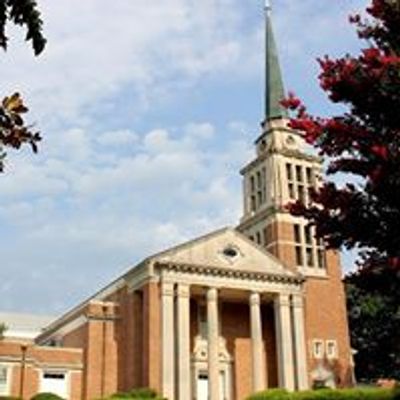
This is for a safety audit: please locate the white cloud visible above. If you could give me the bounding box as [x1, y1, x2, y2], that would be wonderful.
[0, 0, 260, 129]
[0, 119, 251, 313]
[97, 130, 139, 147]
[0, 0, 369, 313]
[184, 123, 215, 140]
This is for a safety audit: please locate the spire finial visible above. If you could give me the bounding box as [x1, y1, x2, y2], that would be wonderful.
[264, 0, 272, 14]
[264, 0, 288, 123]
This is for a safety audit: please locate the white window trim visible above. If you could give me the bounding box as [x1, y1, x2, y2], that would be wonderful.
[0, 363, 12, 396]
[326, 340, 338, 360]
[312, 339, 324, 359]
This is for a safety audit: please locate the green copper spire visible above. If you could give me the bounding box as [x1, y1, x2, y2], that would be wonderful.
[264, 1, 288, 121]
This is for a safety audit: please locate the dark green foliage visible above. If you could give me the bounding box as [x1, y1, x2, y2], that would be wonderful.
[0, 323, 6, 339]
[346, 268, 400, 381]
[0, 0, 46, 55]
[110, 388, 158, 398]
[104, 388, 166, 400]
[0, 0, 45, 171]
[30, 393, 65, 400]
[392, 386, 400, 400]
[247, 389, 394, 400]
[0, 397, 22, 400]
[247, 389, 291, 400]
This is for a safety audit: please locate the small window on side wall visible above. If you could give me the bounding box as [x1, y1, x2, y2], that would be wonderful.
[326, 340, 338, 359]
[312, 339, 324, 359]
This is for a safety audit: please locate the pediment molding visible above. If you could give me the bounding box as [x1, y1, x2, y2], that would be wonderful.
[155, 261, 304, 285]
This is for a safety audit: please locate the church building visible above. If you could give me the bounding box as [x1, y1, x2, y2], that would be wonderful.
[0, 4, 353, 400]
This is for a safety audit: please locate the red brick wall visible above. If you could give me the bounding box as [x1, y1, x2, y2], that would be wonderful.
[0, 341, 83, 400]
[265, 218, 353, 387]
[190, 298, 278, 400]
[63, 324, 86, 349]
[304, 251, 353, 387]
[82, 301, 119, 400]
[221, 302, 252, 400]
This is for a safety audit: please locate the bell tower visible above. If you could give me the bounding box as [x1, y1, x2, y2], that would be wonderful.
[237, 2, 353, 387]
[238, 1, 326, 276]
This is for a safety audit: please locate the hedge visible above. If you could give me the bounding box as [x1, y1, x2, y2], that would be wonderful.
[0, 397, 21, 400]
[31, 393, 65, 400]
[247, 388, 396, 400]
[101, 388, 166, 400]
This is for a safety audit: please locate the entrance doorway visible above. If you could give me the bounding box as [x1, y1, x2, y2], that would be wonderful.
[192, 336, 233, 400]
[195, 370, 229, 400]
[196, 373, 208, 400]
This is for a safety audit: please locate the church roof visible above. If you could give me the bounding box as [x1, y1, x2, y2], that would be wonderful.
[264, 3, 288, 121]
[150, 227, 298, 278]
[0, 311, 54, 340]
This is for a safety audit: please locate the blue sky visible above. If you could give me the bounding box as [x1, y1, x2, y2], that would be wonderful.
[0, 0, 368, 315]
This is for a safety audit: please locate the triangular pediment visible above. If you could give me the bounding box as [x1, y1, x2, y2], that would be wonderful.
[151, 227, 296, 278]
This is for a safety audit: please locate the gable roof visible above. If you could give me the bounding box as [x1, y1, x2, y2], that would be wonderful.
[149, 227, 297, 278]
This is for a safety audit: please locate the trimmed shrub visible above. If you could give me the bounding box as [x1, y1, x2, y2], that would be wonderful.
[247, 388, 394, 400]
[128, 388, 159, 398]
[247, 389, 291, 400]
[106, 388, 165, 400]
[30, 394, 65, 400]
[0, 397, 22, 400]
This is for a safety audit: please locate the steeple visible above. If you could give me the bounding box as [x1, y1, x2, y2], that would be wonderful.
[264, 1, 288, 122]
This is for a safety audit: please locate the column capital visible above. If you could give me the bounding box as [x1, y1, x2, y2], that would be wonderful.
[207, 287, 218, 302]
[176, 283, 190, 298]
[161, 281, 175, 297]
[275, 293, 290, 307]
[292, 294, 305, 308]
[250, 292, 261, 306]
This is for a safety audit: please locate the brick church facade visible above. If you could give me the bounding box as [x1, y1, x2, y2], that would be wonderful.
[0, 4, 353, 400]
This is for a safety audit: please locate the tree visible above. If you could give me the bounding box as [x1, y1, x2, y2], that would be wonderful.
[0, 323, 6, 339]
[345, 267, 400, 381]
[281, 0, 400, 272]
[0, 0, 46, 171]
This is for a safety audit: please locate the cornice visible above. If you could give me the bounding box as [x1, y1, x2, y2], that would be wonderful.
[238, 206, 285, 230]
[154, 261, 304, 285]
[240, 148, 321, 176]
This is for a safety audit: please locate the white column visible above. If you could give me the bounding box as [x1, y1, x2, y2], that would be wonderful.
[161, 281, 175, 400]
[274, 293, 295, 390]
[250, 292, 265, 392]
[207, 287, 219, 400]
[177, 283, 191, 400]
[292, 294, 309, 390]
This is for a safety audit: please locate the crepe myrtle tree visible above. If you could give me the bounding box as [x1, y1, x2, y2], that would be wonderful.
[0, 0, 46, 171]
[281, 0, 400, 273]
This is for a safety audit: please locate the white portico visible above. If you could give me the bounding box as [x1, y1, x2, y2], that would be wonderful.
[145, 228, 309, 400]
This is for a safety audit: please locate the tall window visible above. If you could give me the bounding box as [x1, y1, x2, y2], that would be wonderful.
[296, 165, 303, 182]
[250, 176, 255, 192]
[249, 168, 266, 212]
[251, 195, 256, 212]
[293, 223, 326, 269]
[286, 163, 293, 180]
[256, 171, 262, 188]
[286, 163, 295, 200]
[306, 167, 313, 185]
[294, 224, 303, 266]
[286, 163, 319, 205]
